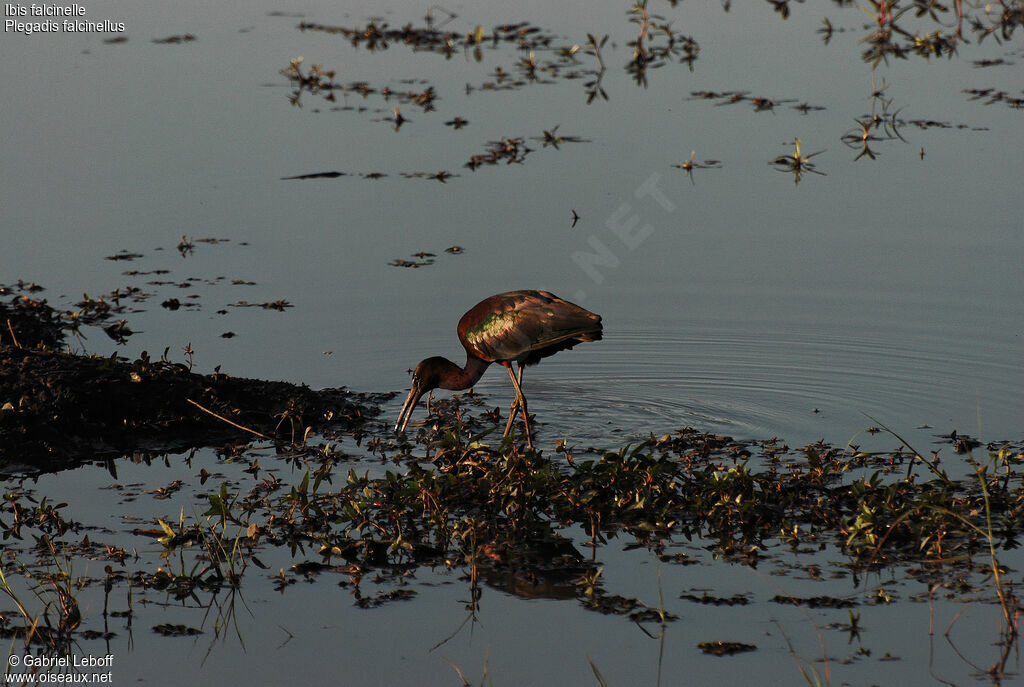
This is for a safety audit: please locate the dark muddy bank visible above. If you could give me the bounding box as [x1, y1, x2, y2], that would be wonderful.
[0, 290, 386, 473]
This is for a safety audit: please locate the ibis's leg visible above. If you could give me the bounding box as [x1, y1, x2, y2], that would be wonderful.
[503, 363, 533, 449]
[504, 397, 519, 436]
[503, 364, 526, 436]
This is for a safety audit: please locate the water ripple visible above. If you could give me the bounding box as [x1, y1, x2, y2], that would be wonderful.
[460, 324, 1022, 447]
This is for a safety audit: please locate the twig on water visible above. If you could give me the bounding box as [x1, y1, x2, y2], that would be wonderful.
[6, 318, 21, 348]
[186, 398, 268, 439]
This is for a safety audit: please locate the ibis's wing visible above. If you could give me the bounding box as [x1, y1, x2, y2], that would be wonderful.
[458, 290, 601, 363]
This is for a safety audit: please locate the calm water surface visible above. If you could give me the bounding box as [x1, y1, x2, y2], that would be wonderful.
[2, 0, 1022, 684]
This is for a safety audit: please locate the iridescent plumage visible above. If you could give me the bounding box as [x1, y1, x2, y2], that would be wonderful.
[396, 290, 602, 448]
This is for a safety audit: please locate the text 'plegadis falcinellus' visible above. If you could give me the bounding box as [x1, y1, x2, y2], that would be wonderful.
[395, 290, 602, 449]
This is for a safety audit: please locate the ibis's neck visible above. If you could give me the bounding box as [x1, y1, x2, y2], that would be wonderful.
[440, 354, 490, 391]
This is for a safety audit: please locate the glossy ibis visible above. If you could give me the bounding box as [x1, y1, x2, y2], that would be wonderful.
[395, 290, 602, 449]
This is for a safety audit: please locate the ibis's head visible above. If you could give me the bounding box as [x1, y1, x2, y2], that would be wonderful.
[394, 357, 448, 433]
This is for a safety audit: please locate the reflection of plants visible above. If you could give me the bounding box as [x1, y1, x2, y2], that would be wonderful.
[0, 564, 35, 629]
[576, 567, 603, 599]
[517, 51, 538, 81]
[464, 137, 531, 170]
[201, 484, 253, 583]
[853, 0, 1024, 67]
[534, 125, 588, 149]
[279, 57, 443, 115]
[288, 11, 701, 103]
[842, 86, 906, 160]
[971, 1, 1024, 43]
[280, 57, 337, 107]
[963, 87, 1024, 109]
[672, 150, 722, 185]
[584, 33, 608, 71]
[149, 488, 252, 602]
[583, 34, 609, 104]
[770, 137, 826, 184]
[859, 0, 913, 68]
[856, 425, 1021, 679]
[775, 618, 827, 687]
[137, 527, 251, 652]
[0, 537, 81, 649]
[0, 489, 83, 650]
[626, 2, 700, 86]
